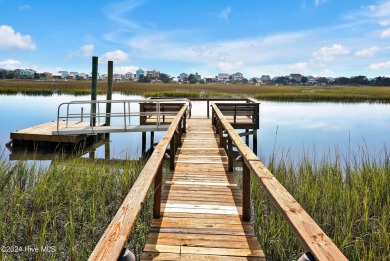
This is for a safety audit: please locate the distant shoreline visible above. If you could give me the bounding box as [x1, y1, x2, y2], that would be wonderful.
[0, 79, 389, 103]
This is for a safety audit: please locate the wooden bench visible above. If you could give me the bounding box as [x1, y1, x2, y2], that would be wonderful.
[140, 103, 186, 125]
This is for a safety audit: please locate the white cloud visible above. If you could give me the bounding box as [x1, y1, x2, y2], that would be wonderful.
[106, 1, 149, 32]
[218, 7, 232, 22]
[366, 2, 390, 18]
[369, 61, 390, 70]
[114, 65, 139, 74]
[380, 28, 390, 38]
[0, 25, 36, 50]
[79, 44, 94, 56]
[285, 62, 308, 72]
[355, 46, 379, 57]
[312, 44, 349, 61]
[215, 60, 243, 71]
[0, 59, 22, 69]
[100, 50, 129, 64]
[0, 59, 41, 71]
[379, 20, 390, 26]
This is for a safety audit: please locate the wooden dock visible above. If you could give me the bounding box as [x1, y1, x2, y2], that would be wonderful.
[141, 117, 265, 260]
[89, 102, 347, 261]
[10, 121, 93, 144]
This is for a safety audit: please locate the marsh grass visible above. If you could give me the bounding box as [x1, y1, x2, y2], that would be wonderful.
[1, 80, 390, 102]
[0, 153, 163, 260]
[234, 145, 390, 260]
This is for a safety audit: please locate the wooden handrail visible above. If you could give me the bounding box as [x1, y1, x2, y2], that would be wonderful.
[211, 103, 347, 261]
[88, 105, 188, 261]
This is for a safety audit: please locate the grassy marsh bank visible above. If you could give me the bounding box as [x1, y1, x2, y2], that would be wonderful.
[237, 147, 389, 260]
[1, 146, 388, 260]
[1, 80, 390, 102]
[0, 155, 159, 260]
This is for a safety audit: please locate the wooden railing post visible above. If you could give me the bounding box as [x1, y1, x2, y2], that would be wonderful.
[228, 135, 233, 172]
[153, 162, 163, 218]
[183, 111, 187, 133]
[207, 100, 210, 118]
[170, 136, 175, 170]
[219, 120, 223, 146]
[242, 161, 251, 221]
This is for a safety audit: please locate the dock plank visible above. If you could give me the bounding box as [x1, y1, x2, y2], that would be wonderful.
[142, 117, 264, 260]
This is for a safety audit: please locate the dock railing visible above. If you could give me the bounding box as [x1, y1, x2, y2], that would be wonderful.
[88, 105, 188, 260]
[211, 103, 347, 261]
[54, 98, 191, 134]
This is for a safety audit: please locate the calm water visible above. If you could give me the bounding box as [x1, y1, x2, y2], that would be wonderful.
[0, 94, 389, 164]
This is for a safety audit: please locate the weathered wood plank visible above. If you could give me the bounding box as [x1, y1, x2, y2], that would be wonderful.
[141, 115, 264, 260]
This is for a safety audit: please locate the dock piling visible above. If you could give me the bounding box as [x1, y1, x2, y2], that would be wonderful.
[91, 56, 98, 127]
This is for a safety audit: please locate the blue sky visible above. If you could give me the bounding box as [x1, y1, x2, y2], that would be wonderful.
[1, 0, 390, 78]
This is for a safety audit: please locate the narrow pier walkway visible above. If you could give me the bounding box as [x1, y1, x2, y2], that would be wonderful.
[142, 117, 265, 260]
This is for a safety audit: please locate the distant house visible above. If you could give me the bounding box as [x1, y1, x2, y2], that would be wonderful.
[260, 75, 271, 83]
[52, 73, 64, 80]
[15, 69, 36, 79]
[178, 73, 188, 83]
[204, 75, 216, 84]
[68, 72, 78, 80]
[79, 73, 88, 80]
[113, 74, 124, 82]
[136, 69, 145, 79]
[290, 74, 302, 82]
[146, 70, 160, 80]
[218, 73, 229, 83]
[100, 74, 108, 80]
[125, 72, 134, 81]
[58, 71, 69, 78]
[43, 72, 52, 78]
[231, 72, 243, 81]
[307, 76, 317, 84]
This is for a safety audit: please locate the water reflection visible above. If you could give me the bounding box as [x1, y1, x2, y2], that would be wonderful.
[1, 94, 389, 165]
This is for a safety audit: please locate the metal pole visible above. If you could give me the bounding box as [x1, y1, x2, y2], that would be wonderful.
[91, 56, 98, 127]
[105, 61, 113, 127]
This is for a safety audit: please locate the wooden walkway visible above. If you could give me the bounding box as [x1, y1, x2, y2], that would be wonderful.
[141, 117, 265, 260]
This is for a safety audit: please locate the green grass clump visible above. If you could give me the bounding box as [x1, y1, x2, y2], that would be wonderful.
[246, 146, 390, 260]
[0, 155, 152, 260]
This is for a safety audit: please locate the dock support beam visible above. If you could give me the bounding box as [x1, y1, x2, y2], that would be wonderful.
[242, 162, 251, 221]
[142, 132, 146, 155]
[150, 131, 154, 149]
[153, 163, 162, 218]
[228, 136, 233, 172]
[253, 129, 258, 155]
[91, 56, 98, 127]
[170, 136, 175, 170]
